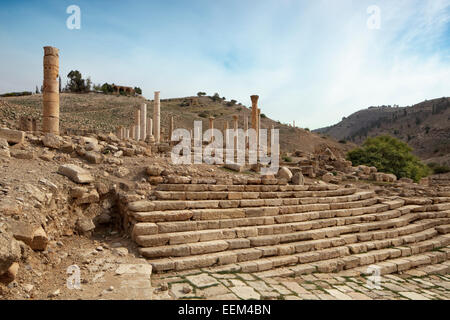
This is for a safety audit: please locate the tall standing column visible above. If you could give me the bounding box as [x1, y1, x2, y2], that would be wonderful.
[154, 91, 161, 143]
[250, 95, 259, 132]
[130, 126, 136, 140]
[244, 115, 249, 150]
[209, 117, 215, 143]
[257, 108, 261, 149]
[43, 46, 60, 134]
[147, 118, 153, 140]
[169, 116, 174, 142]
[134, 108, 141, 141]
[233, 115, 239, 158]
[140, 103, 147, 141]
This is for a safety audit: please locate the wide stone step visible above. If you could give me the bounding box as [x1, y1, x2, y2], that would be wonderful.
[251, 246, 450, 278]
[138, 218, 447, 260]
[135, 208, 447, 249]
[129, 189, 360, 212]
[149, 235, 450, 273]
[131, 203, 422, 238]
[436, 224, 450, 234]
[130, 199, 389, 223]
[154, 189, 374, 202]
[156, 183, 339, 192]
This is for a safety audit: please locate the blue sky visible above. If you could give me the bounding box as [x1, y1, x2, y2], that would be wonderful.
[0, 0, 449, 129]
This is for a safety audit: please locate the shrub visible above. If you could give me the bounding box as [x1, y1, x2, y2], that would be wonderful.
[346, 135, 431, 182]
[282, 156, 292, 162]
[427, 163, 450, 174]
[101, 83, 114, 94]
[211, 93, 221, 102]
[0, 91, 32, 97]
[198, 112, 208, 118]
[197, 92, 206, 97]
[261, 114, 267, 118]
[338, 140, 347, 144]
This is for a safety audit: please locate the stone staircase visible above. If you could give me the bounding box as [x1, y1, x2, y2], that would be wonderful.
[123, 179, 450, 277]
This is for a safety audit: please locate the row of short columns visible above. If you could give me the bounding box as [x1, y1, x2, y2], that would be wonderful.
[206, 95, 267, 151]
[115, 91, 171, 143]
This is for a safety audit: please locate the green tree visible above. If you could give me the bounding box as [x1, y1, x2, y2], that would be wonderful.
[134, 87, 142, 95]
[66, 70, 90, 93]
[346, 135, 430, 182]
[211, 93, 221, 102]
[101, 83, 114, 94]
[197, 92, 206, 97]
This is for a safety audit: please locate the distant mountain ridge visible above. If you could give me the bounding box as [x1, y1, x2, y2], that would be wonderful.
[314, 97, 450, 165]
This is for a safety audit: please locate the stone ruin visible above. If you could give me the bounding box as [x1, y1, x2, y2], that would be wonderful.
[0, 46, 449, 297]
[112, 85, 136, 96]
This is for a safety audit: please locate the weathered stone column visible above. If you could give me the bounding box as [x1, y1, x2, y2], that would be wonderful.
[154, 91, 161, 143]
[125, 128, 130, 139]
[116, 127, 122, 139]
[169, 116, 174, 141]
[209, 117, 215, 142]
[42, 46, 60, 134]
[257, 108, 261, 148]
[130, 125, 135, 140]
[147, 118, 153, 140]
[251, 95, 259, 131]
[134, 108, 141, 141]
[233, 115, 239, 158]
[244, 115, 249, 149]
[140, 103, 147, 141]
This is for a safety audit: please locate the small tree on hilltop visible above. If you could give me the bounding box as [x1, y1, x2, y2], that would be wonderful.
[134, 87, 142, 95]
[66, 70, 90, 93]
[211, 93, 221, 102]
[197, 92, 206, 97]
[346, 135, 430, 182]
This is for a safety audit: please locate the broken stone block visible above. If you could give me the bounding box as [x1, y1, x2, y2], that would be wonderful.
[277, 166, 293, 181]
[0, 262, 19, 285]
[76, 217, 95, 235]
[224, 163, 244, 172]
[10, 150, 36, 160]
[84, 151, 103, 164]
[30, 227, 48, 251]
[42, 133, 62, 149]
[292, 172, 304, 185]
[146, 165, 163, 176]
[58, 164, 94, 184]
[0, 128, 25, 144]
[0, 232, 21, 275]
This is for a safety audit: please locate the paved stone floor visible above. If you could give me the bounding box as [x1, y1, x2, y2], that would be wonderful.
[152, 270, 450, 300]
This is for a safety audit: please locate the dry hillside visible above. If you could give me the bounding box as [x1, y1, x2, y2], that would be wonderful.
[0, 93, 354, 158]
[314, 97, 450, 165]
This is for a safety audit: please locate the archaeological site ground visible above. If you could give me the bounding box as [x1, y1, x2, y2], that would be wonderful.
[1, 1, 449, 310]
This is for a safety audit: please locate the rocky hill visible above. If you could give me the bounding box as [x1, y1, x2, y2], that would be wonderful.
[0, 93, 355, 158]
[314, 97, 450, 165]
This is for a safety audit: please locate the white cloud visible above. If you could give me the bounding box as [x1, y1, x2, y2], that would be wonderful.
[1, 0, 448, 130]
